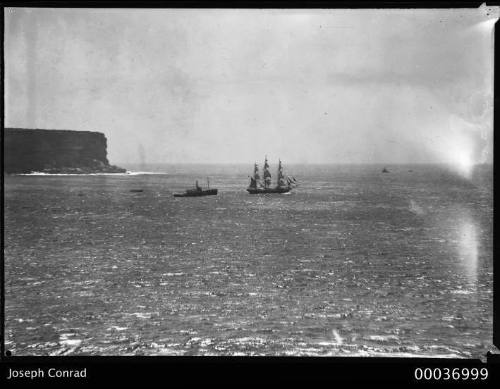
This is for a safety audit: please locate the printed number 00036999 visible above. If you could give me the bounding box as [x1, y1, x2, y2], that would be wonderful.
[414, 367, 488, 381]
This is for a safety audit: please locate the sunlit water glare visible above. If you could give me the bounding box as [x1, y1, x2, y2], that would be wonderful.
[4, 164, 493, 357]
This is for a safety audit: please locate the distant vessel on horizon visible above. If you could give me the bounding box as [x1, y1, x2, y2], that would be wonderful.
[174, 178, 218, 197]
[247, 157, 297, 194]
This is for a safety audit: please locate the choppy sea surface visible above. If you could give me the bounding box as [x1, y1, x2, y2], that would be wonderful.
[4, 164, 493, 357]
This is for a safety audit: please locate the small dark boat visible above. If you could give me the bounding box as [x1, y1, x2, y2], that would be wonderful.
[382, 167, 389, 173]
[130, 189, 144, 193]
[174, 179, 218, 197]
[247, 157, 297, 194]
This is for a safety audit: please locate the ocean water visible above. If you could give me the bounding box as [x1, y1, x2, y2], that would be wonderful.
[4, 164, 493, 357]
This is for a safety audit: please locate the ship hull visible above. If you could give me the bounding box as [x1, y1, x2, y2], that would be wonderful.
[247, 187, 291, 194]
[174, 189, 218, 197]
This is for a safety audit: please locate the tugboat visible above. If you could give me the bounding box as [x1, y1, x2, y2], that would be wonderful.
[174, 178, 218, 197]
[247, 157, 297, 194]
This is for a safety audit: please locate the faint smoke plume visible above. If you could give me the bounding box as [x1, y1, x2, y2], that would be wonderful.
[138, 143, 146, 170]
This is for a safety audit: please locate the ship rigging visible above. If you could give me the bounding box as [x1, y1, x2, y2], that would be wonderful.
[247, 157, 297, 194]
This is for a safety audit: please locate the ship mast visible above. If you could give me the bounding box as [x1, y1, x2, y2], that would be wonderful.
[279, 159, 288, 188]
[249, 162, 260, 189]
[263, 156, 272, 189]
[254, 163, 260, 181]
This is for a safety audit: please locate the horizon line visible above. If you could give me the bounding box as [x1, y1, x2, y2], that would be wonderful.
[114, 161, 494, 166]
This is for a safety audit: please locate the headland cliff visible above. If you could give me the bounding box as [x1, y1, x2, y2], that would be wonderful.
[4, 128, 126, 174]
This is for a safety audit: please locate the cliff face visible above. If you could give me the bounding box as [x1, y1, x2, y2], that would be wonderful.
[4, 128, 126, 174]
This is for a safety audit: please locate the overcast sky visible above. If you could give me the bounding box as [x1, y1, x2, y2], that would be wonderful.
[4, 7, 498, 167]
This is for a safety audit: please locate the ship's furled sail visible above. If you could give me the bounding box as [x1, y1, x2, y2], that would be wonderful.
[254, 163, 260, 180]
[277, 159, 287, 187]
[249, 162, 261, 189]
[263, 156, 272, 188]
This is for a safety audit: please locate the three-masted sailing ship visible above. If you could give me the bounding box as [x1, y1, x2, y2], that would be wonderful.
[247, 157, 297, 194]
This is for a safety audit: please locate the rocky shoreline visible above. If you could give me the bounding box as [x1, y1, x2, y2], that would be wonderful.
[24, 162, 127, 175]
[20, 167, 128, 175]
